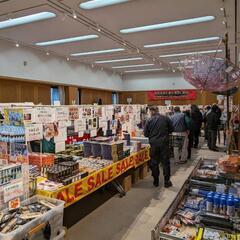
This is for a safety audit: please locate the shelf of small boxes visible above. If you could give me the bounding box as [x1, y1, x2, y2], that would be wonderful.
[151, 157, 240, 240]
[32, 138, 136, 193]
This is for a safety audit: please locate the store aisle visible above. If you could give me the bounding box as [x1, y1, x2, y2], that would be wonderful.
[68, 146, 223, 240]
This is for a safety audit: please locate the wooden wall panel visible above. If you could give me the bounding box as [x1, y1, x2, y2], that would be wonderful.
[81, 88, 112, 104]
[0, 78, 51, 104]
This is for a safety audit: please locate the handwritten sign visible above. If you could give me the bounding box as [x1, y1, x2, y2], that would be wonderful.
[25, 124, 43, 141]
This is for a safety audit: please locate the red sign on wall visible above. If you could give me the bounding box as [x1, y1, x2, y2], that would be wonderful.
[148, 89, 197, 101]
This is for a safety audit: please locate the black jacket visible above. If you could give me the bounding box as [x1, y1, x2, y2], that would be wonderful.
[144, 113, 173, 146]
[206, 111, 219, 131]
[191, 110, 203, 129]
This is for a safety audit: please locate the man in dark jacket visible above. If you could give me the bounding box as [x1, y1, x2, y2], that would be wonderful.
[144, 106, 173, 188]
[190, 105, 203, 148]
[206, 105, 220, 151]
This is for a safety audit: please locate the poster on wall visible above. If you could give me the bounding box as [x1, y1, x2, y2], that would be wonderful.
[35, 107, 54, 123]
[23, 108, 36, 124]
[10, 143, 28, 163]
[55, 107, 69, 121]
[42, 122, 59, 153]
[4, 108, 24, 126]
[148, 89, 197, 100]
[25, 124, 43, 142]
[69, 107, 79, 120]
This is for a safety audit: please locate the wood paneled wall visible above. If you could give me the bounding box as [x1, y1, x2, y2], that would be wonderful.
[81, 88, 112, 104]
[119, 91, 218, 106]
[0, 78, 51, 104]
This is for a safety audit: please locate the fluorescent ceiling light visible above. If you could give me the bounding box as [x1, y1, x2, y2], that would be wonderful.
[80, 0, 129, 10]
[35, 35, 98, 46]
[120, 16, 215, 34]
[144, 36, 220, 48]
[95, 57, 143, 63]
[0, 12, 56, 30]
[112, 63, 154, 69]
[125, 68, 164, 73]
[170, 60, 200, 64]
[159, 49, 223, 58]
[71, 48, 125, 56]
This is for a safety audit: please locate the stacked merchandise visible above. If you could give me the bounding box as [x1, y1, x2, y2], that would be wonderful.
[218, 155, 240, 176]
[29, 153, 55, 169]
[154, 157, 240, 240]
[0, 195, 64, 239]
[101, 141, 124, 161]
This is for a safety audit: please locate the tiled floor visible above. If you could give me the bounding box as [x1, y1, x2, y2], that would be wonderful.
[67, 143, 224, 240]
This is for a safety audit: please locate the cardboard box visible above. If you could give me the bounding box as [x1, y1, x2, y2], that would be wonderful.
[121, 175, 132, 192]
[139, 163, 148, 179]
[132, 168, 140, 184]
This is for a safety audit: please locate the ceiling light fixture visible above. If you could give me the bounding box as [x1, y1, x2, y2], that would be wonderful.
[80, 0, 129, 10]
[0, 12, 56, 29]
[112, 63, 155, 69]
[66, 57, 70, 61]
[46, 52, 50, 56]
[120, 16, 215, 34]
[95, 57, 143, 63]
[144, 36, 220, 48]
[15, 43, 19, 47]
[124, 68, 164, 73]
[35, 35, 99, 46]
[72, 10, 77, 19]
[159, 49, 223, 58]
[70, 48, 125, 56]
[220, 7, 224, 11]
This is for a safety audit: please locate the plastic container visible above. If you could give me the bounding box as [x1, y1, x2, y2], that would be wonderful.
[220, 196, 227, 215]
[0, 195, 64, 240]
[213, 194, 220, 214]
[206, 192, 214, 212]
[227, 198, 235, 217]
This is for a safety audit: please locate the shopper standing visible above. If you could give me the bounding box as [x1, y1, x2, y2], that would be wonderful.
[183, 110, 194, 160]
[190, 105, 203, 148]
[203, 106, 211, 141]
[170, 106, 188, 164]
[206, 105, 220, 151]
[144, 106, 173, 188]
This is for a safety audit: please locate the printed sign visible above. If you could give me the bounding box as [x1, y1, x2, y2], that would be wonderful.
[4, 181, 24, 203]
[55, 107, 69, 121]
[10, 143, 28, 163]
[74, 119, 86, 132]
[23, 108, 36, 124]
[37, 148, 150, 207]
[25, 124, 43, 141]
[8, 197, 21, 210]
[148, 89, 197, 100]
[4, 108, 24, 126]
[0, 142, 8, 159]
[35, 107, 54, 123]
[69, 107, 79, 120]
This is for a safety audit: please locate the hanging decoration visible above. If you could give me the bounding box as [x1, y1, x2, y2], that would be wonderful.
[181, 54, 240, 92]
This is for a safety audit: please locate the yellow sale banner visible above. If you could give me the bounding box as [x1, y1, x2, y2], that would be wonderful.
[38, 148, 150, 207]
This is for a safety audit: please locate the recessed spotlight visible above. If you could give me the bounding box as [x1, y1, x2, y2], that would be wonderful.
[72, 10, 77, 19]
[97, 28, 101, 32]
[66, 57, 70, 61]
[15, 43, 19, 47]
[222, 20, 226, 25]
[120, 16, 215, 34]
[35, 35, 99, 46]
[220, 7, 224, 11]
[0, 12, 56, 30]
[80, 0, 129, 10]
[46, 52, 50, 56]
[71, 48, 125, 57]
[172, 69, 176, 72]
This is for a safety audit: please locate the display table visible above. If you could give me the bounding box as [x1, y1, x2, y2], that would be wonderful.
[37, 147, 150, 207]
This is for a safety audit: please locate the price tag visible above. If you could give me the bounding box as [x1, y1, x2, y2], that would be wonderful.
[90, 129, 97, 137]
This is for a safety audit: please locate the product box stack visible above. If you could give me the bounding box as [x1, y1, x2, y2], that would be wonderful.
[29, 153, 55, 170]
[101, 141, 124, 162]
